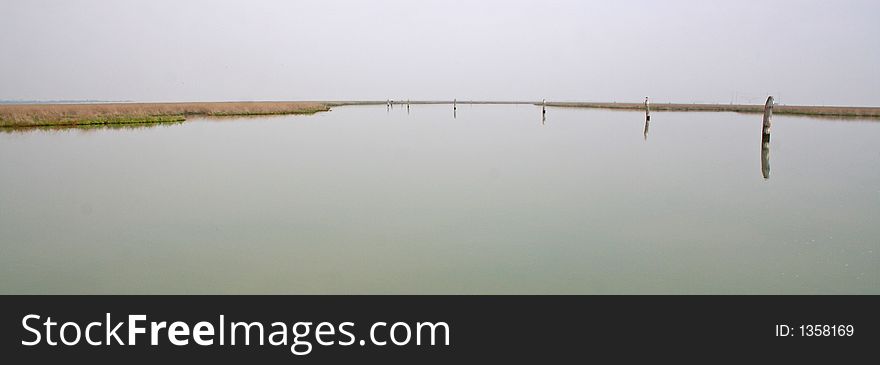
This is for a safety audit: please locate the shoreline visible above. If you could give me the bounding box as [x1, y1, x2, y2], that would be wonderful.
[0, 101, 330, 129]
[2, 100, 879, 129]
[543, 102, 880, 119]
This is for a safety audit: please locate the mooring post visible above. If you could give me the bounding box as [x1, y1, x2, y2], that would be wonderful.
[643, 120, 649, 141]
[762, 96, 774, 138]
[645, 96, 650, 121]
[542, 98, 546, 114]
[407, 99, 410, 113]
[761, 95, 774, 179]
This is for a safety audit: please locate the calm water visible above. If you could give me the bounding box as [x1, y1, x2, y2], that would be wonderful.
[1, 105, 878, 294]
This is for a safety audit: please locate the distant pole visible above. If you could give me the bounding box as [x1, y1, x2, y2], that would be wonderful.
[542, 98, 546, 115]
[407, 100, 410, 113]
[645, 96, 651, 121]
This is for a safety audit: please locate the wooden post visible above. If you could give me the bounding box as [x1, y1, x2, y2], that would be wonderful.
[539, 99, 546, 125]
[761, 96, 773, 179]
[762, 96, 773, 137]
[643, 120, 649, 141]
[645, 96, 650, 121]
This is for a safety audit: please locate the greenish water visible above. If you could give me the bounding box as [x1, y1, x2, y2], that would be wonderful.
[1, 105, 878, 294]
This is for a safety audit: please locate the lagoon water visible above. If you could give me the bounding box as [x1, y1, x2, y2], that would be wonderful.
[1, 105, 878, 294]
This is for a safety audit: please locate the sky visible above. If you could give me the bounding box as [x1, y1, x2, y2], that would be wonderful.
[1, 0, 878, 105]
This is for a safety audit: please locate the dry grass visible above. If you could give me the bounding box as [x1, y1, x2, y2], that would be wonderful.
[544, 102, 880, 119]
[0, 102, 330, 128]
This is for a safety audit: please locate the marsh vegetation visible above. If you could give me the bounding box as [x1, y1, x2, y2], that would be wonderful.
[0, 102, 330, 128]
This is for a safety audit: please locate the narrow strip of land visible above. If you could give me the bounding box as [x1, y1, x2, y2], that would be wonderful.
[0, 102, 329, 128]
[2, 101, 878, 128]
[543, 102, 880, 119]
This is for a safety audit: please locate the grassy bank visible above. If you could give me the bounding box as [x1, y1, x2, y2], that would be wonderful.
[0, 102, 330, 128]
[544, 102, 880, 119]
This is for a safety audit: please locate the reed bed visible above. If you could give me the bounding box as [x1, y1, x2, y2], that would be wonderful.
[0, 102, 330, 128]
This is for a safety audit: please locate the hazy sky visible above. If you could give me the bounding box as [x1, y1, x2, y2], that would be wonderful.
[1, 0, 878, 105]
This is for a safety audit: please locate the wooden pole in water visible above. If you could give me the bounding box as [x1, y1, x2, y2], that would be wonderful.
[761, 95, 774, 179]
[644, 96, 650, 121]
[541, 99, 547, 125]
[762, 96, 774, 138]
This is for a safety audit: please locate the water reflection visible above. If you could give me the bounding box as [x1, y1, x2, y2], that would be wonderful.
[3, 105, 879, 294]
[0, 121, 185, 134]
[643, 119, 649, 140]
[761, 133, 771, 179]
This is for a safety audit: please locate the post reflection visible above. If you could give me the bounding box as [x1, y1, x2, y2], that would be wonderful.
[643, 118, 649, 140]
[761, 133, 771, 179]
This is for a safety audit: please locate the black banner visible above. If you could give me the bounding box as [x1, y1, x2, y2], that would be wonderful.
[2, 296, 876, 362]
